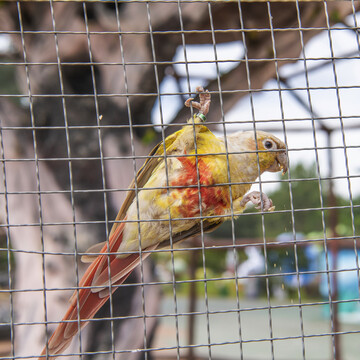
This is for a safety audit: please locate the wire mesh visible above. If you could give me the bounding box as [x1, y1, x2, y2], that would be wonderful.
[0, 1, 359, 360]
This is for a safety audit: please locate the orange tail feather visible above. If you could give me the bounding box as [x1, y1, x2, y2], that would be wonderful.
[39, 222, 144, 359]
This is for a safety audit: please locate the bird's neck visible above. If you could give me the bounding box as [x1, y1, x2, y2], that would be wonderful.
[225, 134, 264, 199]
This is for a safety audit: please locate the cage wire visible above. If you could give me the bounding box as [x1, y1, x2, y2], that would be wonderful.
[0, 1, 359, 360]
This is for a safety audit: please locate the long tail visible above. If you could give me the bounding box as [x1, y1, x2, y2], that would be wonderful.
[39, 223, 153, 359]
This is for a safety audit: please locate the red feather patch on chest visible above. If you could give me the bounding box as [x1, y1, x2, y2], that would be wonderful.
[170, 156, 230, 218]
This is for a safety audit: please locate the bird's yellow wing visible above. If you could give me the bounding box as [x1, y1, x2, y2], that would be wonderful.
[109, 129, 181, 237]
[84, 121, 229, 261]
[82, 131, 180, 263]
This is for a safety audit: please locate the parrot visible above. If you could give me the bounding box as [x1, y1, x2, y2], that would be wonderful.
[39, 87, 288, 358]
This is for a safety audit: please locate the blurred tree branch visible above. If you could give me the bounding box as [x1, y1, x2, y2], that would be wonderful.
[168, 1, 359, 127]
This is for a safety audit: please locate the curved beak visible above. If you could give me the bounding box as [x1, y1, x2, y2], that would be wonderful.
[267, 150, 288, 175]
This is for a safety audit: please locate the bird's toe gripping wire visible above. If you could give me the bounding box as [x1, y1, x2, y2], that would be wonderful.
[185, 86, 211, 120]
[240, 191, 275, 212]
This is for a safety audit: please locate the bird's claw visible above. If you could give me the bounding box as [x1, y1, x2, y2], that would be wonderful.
[240, 191, 275, 212]
[185, 86, 211, 116]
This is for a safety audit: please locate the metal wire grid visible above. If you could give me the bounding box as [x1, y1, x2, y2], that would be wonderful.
[0, 1, 359, 360]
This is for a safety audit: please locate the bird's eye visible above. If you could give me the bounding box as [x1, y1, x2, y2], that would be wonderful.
[263, 139, 276, 150]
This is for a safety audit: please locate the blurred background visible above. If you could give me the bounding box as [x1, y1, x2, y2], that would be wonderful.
[0, 1, 359, 360]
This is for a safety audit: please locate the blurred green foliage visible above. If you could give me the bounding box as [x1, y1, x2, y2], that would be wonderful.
[0, 232, 12, 289]
[0, 63, 19, 97]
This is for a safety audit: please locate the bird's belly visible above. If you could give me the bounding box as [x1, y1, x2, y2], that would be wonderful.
[119, 208, 197, 254]
[118, 156, 232, 254]
[118, 185, 229, 254]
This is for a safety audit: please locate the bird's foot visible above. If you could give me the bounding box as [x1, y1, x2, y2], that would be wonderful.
[185, 86, 211, 116]
[240, 191, 275, 212]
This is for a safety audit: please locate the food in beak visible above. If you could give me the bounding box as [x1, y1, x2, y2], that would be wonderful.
[277, 152, 288, 174]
